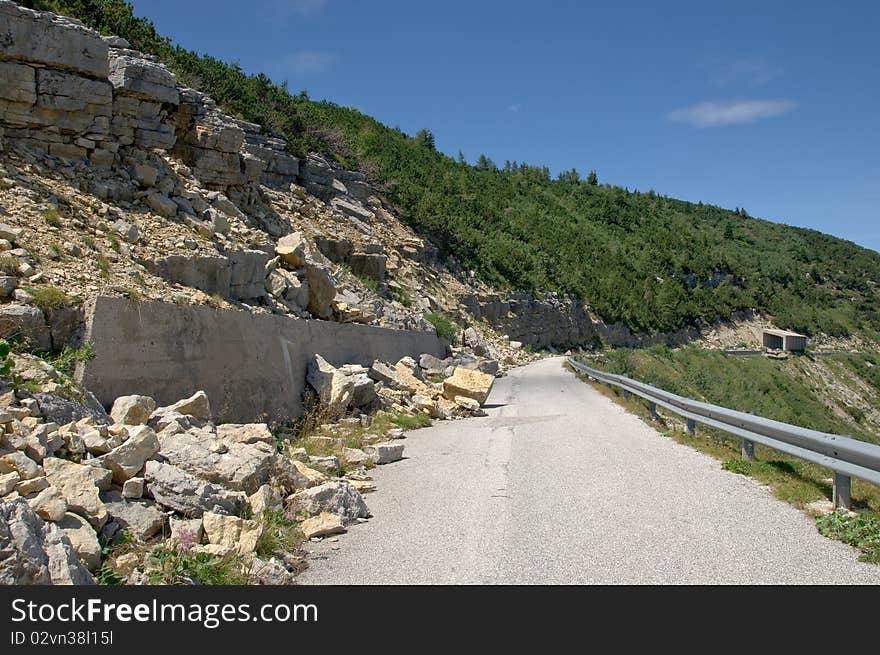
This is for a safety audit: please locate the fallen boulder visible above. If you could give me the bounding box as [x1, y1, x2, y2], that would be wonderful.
[102, 491, 165, 541]
[109, 395, 156, 425]
[289, 481, 369, 523]
[97, 425, 159, 483]
[201, 512, 262, 556]
[154, 390, 211, 421]
[364, 442, 405, 465]
[144, 460, 246, 517]
[0, 498, 94, 585]
[307, 354, 354, 417]
[58, 512, 101, 572]
[42, 458, 107, 530]
[27, 485, 67, 522]
[300, 512, 345, 539]
[157, 427, 275, 494]
[442, 367, 495, 406]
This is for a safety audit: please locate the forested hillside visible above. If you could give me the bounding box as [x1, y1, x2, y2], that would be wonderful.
[27, 0, 880, 338]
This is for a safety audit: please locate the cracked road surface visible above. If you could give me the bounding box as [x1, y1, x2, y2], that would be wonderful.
[300, 356, 880, 584]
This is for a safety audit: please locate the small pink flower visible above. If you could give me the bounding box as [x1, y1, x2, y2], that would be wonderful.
[176, 528, 197, 554]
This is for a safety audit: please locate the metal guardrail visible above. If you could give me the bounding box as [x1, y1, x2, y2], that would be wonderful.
[567, 357, 880, 509]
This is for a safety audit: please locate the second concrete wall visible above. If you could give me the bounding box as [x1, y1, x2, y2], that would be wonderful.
[78, 297, 446, 422]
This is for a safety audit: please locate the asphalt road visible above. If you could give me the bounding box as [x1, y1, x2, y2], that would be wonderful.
[300, 356, 880, 584]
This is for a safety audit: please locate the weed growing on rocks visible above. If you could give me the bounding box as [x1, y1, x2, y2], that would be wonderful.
[25, 285, 75, 310]
[146, 547, 249, 585]
[47, 343, 95, 376]
[425, 311, 458, 343]
[256, 509, 306, 558]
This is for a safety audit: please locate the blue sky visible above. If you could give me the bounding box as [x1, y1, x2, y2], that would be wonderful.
[134, 0, 880, 251]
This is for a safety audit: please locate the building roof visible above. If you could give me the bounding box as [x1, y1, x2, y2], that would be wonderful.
[763, 328, 807, 338]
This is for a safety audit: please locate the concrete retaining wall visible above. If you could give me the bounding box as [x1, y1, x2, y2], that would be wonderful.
[78, 296, 446, 423]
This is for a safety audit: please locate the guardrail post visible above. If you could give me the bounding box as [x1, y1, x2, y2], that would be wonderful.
[686, 419, 696, 435]
[741, 438, 755, 461]
[833, 473, 851, 510]
[647, 401, 658, 420]
[623, 390, 630, 400]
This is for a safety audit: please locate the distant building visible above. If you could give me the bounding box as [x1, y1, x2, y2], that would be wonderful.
[762, 329, 807, 352]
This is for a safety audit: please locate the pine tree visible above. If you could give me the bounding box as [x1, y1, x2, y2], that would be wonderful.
[415, 128, 435, 150]
[558, 168, 580, 184]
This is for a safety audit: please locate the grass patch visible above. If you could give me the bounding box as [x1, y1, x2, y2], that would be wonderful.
[118, 286, 142, 301]
[816, 512, 880, 563]
[390, 411, 431, 430]
[25, 285, 74, 310]
[425, 312, 458, 344]
[720, 457, 827, 507]
[95, 563, 126, 585]
[256, 509, 306, 557]
[367, 410, 431, 433]
[358, 275, 379, 293]
[0, 255, 18, 275]
[289, 394, 332, 442]
[145, 546, 249, 585]
[389, 286, 412, 307]
[282, 405, 430, 473]
[96, 253, 111, 278]
[42, 209, 62, 227]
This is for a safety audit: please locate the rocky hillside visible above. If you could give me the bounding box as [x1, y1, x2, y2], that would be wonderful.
[0, 0, 554, 363]
[23, 0, 880, 342]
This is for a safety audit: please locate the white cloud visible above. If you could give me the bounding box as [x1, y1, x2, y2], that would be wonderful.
[711, 58, 784, 88]
[668, 99, 797, 127]
[281, 51, 337, 74]
[507, 103, 522, 113]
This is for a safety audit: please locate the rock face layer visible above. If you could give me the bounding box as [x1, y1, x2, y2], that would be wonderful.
[0, 2, 109, 77]
[0, 1, 367, 199]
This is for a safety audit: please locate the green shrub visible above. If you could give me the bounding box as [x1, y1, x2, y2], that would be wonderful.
[48, 344, 95, 376]
[390, 286, 412, 307]
[118, 286, 142, 301]
[95, 563, 126, 585]
[425, 312, 458, 343]
[26, 286, 74, 310]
